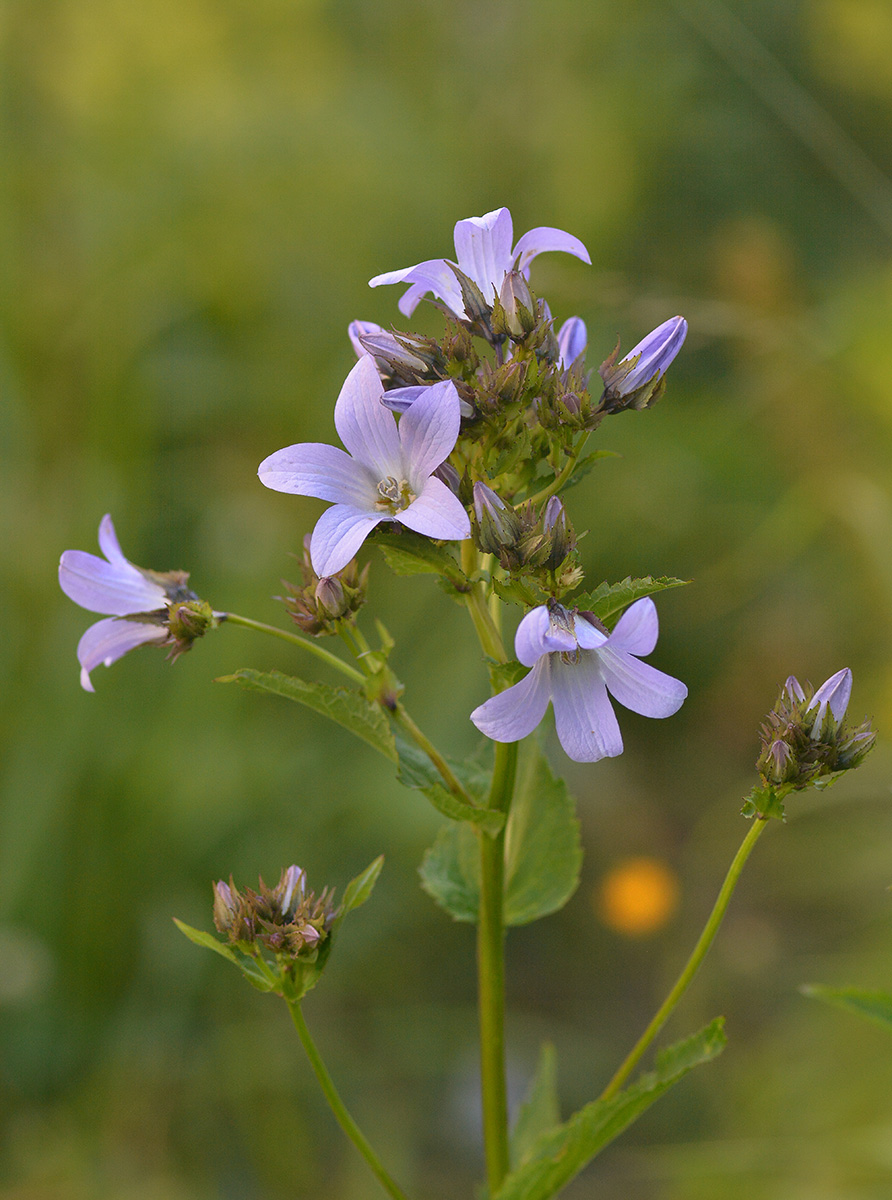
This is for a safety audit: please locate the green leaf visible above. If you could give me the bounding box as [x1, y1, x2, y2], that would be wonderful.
[802, 985, 892, 1031]
[510, 1043, 560, 1170]
[418, 822, 481, 922]
[418, 741, 581, 925]
[571, 576, 690, 629]
[396, 735, 504, 834]
[371, 526, 469, 587]
[493, 1019, 726, 1200]
[173, 920, 280, 992]
[493, 575, 548, 608]
[503, 741, 582, 926]
[218, 669, 397, 762]
[334, 855, 385, 928]
[740, 784, 787, 821]
[564, 448, 620, 491]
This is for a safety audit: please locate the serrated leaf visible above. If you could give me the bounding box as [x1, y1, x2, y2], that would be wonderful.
[372, 526, 468, 587]
[418, 741, 581, 925]
[740, 784, 786, 821]
[396, 734, 504, 834]
[510, 1043, 560, 1170]
[572, 576, 690, 629]
[802, 985, 892, 1031]
[493, 1019, 726, 1200]
[219, 669, 397, 762]
[493, 575, 548, 608]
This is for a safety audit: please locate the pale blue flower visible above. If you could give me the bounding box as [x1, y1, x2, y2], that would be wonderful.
[258, 356, 470, 576]
[600, 316, 687, 403]
[59, 515, 195, 691]
[369, 207, 591, 319]
[471, 598, 687, 762]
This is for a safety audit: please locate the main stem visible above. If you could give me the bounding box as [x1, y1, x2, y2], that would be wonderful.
[287, 1000, 411, 1200]
[478, 739, 517, 1194]
[599, 816, 770, 1101]
[462, 539, 514, 1193]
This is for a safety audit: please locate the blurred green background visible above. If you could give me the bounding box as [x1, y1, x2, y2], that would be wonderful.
[4, 0, 892, 1196]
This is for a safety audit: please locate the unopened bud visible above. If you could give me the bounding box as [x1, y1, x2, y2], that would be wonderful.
[599, 316, 687, 413]
[496, 271, 536, 339]
[473, 482, 522, 556]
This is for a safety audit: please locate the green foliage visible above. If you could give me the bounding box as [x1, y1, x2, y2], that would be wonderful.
[740, 784, 787, 820]
[218, 669, 398, 762]
[173, 921, 280, 992]
[492, 1020, 727, 1200]
[572, 576, 690, 628]
[802, 985, 892, 1032]
[395, 734, 505, 834]
[372, 527, 469, 589]
[418, 741, 582, 925]
[510, 1043, 560, 1171]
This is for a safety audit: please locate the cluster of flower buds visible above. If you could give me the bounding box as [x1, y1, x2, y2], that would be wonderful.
[213, 865, 336, 960]
[755, 668, 875, 792]
[279, 535, 369, 636]
[472, 485, 582, 592]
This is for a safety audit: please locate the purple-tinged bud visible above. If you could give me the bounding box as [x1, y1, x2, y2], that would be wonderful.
[272, 865, 306, 919]
[496, 270, 536, 339]
[434, 461, 461, 495]
[599, 316, 687, 413]
[557, 317, 587, 370]
[541, 496, 576, 570]
[315, 576, 348, 622]
[784, 675, 806, 704]
[807, 667, 852, 731]
[213, 880, 241, 935]
[473, 482, 522, 556]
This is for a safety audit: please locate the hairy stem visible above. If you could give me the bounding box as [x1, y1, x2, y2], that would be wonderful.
[287, 1001, 412, 1200]
[599, 816, 770, 1101]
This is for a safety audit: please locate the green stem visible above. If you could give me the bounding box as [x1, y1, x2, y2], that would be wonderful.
[390, 704, 478, 807]
[599, 816, 770, 1102]
[478, 739, 517, 1195]
[220, 612, 365, 684]
[287, 1000, 412, 1200]
[461, 541, 506, 663]
[525, 433, 591, 508]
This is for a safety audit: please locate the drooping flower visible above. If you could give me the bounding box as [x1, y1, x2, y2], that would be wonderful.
[258, 355, 471, 576]
[599, 315, 687, 412]
[59, 515, 215, 691]
[471, 598, 687, 762]
[369, 207, 591, 319]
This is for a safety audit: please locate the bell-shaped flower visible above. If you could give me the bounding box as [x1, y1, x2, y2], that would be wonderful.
[258, 355, 471, 577]
[59, 515, 211, 691]
[369, 207, 591, 319]
[471, 598, 687, 763]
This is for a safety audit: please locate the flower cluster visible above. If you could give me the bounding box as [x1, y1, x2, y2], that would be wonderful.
[60, 206, 693, 766]
[756, 668, 876, 791]
[213, 865, 336, 959]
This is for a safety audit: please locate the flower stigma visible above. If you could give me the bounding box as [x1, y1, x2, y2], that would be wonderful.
[375, 475, 416, 514]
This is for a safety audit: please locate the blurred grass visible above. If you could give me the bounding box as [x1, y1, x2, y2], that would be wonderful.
[3, 0, 892, 1196]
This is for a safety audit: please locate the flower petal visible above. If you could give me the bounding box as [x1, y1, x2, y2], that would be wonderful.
[258, 441, 375, 508]
[557, 317, 587, 368]
[453, 208, 514, 295]
[382, 385, 475, 420]
[471, 658, 552, 743]
[597, 648, 688, 718]
[333, 356, 402, 476]
[399, 380, 462, 484]
[606, 597, 659, 657]
[397, 477, 470, 540]
[512, 226, 591, 273]
[59, 550, 167, 616]
[617, 316, 687, 391]
[551, 655, 623, 761]
[309, 504, 383, 576]
[369, 260, 464, 318]
[515, 606, 567, 666]
[77, 617, 168, 691]
[810, 667, 852, 723]
[97, 514, 129, 565]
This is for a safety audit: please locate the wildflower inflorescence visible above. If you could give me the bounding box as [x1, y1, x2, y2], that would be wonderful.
[213, 866, 336, 960]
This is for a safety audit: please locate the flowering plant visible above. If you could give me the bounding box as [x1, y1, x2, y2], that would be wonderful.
[59, 206, 875, 1199]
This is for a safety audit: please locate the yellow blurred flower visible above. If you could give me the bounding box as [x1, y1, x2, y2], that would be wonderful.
[596, 856, 680, 937]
